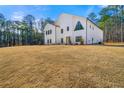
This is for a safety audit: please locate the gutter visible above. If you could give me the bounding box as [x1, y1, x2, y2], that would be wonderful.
[86, 18, 88, 44]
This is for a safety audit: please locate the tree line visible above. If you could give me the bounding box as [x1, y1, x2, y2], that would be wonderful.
[1, 5, 123, 47]
[0, 14, 54, 47]
[88, 5, 124, 43]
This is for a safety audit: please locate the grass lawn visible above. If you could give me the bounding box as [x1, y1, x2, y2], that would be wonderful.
[0, 45, 124, 88]
[104, 42, 124, 46]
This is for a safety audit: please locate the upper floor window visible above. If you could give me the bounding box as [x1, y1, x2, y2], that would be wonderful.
[61, 29, 63, 34]
[92, 27, 94, 30]
[46, 30, 52, 35]
[74, 21, 84, 31]
[46, 31, 47, 35]
[47, 30, 49, 35]
[90, 25, 91, 28]
[50, 29, 52, 34]
[67, 26, 69, 31]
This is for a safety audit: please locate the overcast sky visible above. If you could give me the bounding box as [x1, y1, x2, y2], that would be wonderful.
[0, 5, 104, 21]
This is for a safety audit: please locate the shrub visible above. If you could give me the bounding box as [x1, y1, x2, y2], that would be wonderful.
[80, 38, 84, 45]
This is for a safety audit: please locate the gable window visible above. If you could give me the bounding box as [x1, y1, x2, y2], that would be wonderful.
[61, 29, 63, 34]
[75, 36, 82, 42]
[74, 21, 84, 31]
[67, 26, 69, 31]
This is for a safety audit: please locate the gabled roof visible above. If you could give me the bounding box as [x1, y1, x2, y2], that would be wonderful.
[46, 13, 102, 31]
[58, 13, 102, 31]
[87, 18, 103, 31]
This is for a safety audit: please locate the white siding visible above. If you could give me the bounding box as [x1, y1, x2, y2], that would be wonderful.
[87, 20, 103, 44]
[44, 24, 56, 44]
[44, 13, 103, 45]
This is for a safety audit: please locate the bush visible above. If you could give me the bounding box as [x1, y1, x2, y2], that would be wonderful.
[98, 42, 102, 44]
[80, 38, 84, 45]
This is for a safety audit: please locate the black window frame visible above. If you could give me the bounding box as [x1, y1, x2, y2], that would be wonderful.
[61, 29, 63, 34]
[92, 27, 94, 30]
[50, 29, 52, 34]
[75, 36, 82, 42]
[46, 31, 47, 35]
[61, 38, 63, 43]
[67, 26, 69, 31]
[49, 39, 52, 43]
[47, 39, 49, 43]
[47, 30, 49, 35]
[90, 25, 91, 28]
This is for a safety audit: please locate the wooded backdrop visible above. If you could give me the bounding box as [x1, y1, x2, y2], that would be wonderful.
[88, 5, 124, 43]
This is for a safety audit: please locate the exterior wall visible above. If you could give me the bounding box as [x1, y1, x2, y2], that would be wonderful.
[86, 20, 103, 44]
[44, 13, 103, 45]
[44, 24, 56, 44]
[56, 13, 74, 44]
[71, 15, 87, 44]
[56, 13, 87, 44]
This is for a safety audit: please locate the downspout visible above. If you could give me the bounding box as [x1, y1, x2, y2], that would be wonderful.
[55, 26, 57, 44]
[86, 18, 88, 44]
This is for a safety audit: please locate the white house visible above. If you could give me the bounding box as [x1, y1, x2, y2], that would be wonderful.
[44, 13, 103, 45]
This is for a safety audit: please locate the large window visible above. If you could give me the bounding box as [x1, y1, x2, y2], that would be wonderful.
[75, 36, 82, 42]
[74, 21, 84, 31]
[61, 29, 63, 34]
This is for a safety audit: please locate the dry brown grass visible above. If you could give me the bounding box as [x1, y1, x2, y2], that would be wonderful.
[0, 45, 124, 88]
[104, 42, 124, 46]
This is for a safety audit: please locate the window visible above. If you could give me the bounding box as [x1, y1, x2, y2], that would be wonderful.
[92, 27, 94, 30]
[46, 31, 47, 35]
[50, 30, 52, 34]
[75, 36, 82, 42]
[47, 30, 49, 35]
[61, 38, 63, 43]
[92, 38, 94, 44]
[67, 26, 69, 31]
[74, 21, 84, 31]
[61, 29, 63, 34]
[90, 25, 91, 28]
[47, 39, 49, 43]
[50, 39, 52, 43]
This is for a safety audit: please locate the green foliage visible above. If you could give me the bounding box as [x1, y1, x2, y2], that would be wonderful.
[80, 37, 84, 45]
[0, 13, 46, 47]
[88, 12, 98, 23]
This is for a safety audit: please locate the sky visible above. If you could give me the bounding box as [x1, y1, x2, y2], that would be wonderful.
[0, 5, 104, 21]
